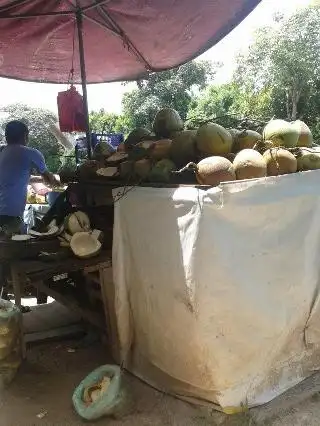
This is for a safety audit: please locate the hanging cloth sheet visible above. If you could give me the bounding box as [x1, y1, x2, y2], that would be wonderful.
[57, 86, 87, 133]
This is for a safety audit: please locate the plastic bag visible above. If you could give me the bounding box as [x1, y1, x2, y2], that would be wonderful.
[72, 364, 125, 421]
[57, 85, 87, 133]
[0, 299, 22, 389]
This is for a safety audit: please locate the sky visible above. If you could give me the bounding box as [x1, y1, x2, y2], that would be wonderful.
[0, 0, 310, 116]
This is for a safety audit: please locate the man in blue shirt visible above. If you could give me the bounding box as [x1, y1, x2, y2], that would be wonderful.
[0, 120, 59, 234]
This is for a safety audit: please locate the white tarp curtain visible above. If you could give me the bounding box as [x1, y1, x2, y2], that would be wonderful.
[112, 171, 320, 412]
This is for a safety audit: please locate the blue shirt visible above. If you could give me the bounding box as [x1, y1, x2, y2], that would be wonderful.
[0, 145, 47, 217]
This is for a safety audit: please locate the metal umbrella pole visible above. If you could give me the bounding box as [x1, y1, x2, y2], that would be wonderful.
[76, 9, 92, 159]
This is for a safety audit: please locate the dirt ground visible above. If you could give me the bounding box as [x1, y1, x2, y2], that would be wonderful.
[1, 338, 320, 426]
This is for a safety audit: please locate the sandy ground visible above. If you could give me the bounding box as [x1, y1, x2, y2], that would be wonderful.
[1, 339, 320, 426]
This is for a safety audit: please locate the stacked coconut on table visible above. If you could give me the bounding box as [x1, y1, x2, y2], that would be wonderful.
[79, 108, 318, 187]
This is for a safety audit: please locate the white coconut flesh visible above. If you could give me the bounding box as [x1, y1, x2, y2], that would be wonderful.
[106, 152, 128, 163]
[65, 211, 91, 235]
[29, 225, 60, 237]
[96, 167, 118, 177]
[70, 232, 101, 258]
[91, 229, 104, 243]
[11, 234, 33, 241]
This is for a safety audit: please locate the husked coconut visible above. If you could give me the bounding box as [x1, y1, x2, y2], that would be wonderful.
[292, 120, 313, 148]
[263, 148, 297, 176]
[233, 149, 266, 180]
[196, 123, 232, 155]
[196, 156, 236, 186]
[263, 120, 299, 148]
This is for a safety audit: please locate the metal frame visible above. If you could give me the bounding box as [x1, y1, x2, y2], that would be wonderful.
[0, 0, 122, 158]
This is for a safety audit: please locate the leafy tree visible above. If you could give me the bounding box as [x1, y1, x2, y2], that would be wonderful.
[0, 104, 66, 172]
[122, 60, 217, 130]
[89, 110, 129, 134]
[234, 6, 320, 122]
[186, 83, 273, 129]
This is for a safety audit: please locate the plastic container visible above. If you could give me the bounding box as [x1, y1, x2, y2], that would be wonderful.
[0, 299, 22, 389]
[72, 364, 126, 421]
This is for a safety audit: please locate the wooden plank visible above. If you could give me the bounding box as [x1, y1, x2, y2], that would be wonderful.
[10, 265, 22, 309]
[99, 266, 120, 363]
[15, 251, 112, 282]
[31, 280, 105, 330]
[24, 324, 84, 344]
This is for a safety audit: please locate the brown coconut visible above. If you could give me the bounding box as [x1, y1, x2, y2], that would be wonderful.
[196, 156, 236, 186]
[263, 148, 297, 176]
[233, 149, 267, 180]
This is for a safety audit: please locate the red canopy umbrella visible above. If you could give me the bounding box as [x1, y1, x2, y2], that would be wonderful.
[0, 0, 261, 154]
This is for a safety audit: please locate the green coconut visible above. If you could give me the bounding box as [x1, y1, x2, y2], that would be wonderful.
[297, 148, 320, 171]
[169, 130, 197, 166]
[153, 108, 184, 138]
[92, 142, 114, 159]
[78, 160, 100, 179]
[134, 158, 152, 179]
[233, 130, 262, 153]
[148, 159, 176, 183]
[196, 123, 232, 155]
[124, 128, 152, 148]
[196, 156, 236, 186]
[292, 120, 313, 148]
[263, 119, 299, 148]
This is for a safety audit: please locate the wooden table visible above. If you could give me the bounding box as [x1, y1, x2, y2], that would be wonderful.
[9, 250, 120, 361]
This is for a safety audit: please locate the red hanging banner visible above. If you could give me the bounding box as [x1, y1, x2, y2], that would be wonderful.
[57, 85, 87, 133]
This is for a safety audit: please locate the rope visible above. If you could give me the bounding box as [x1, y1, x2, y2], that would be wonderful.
[67, 19, 77, 85]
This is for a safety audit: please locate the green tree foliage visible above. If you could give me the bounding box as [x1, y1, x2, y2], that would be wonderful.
[234, 6, 320, 122]
[0, 104, 65, 172]
[121, 60, 217, 130]
[89, 110, 129, 135]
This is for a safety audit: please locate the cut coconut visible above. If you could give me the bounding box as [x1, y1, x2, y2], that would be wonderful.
[105, 152, 128, 163]
[70, 232, 102, 259]
[91, 229, 104, 243]
[29, 225, 60, 238]
[65, 211, 91, 235]
[11, 234, 33, 241]
[96, 167, 118, 178]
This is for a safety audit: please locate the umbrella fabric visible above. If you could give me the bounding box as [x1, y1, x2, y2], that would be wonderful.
[0, 0, 261, 84]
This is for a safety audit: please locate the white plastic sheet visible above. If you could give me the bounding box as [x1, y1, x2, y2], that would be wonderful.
[112, 171, 320, 411]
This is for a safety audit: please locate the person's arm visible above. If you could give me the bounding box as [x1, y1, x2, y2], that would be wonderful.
[28, 148, 60, 187]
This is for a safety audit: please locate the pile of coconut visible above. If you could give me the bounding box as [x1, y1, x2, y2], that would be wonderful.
[78, 108, 319, 187]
